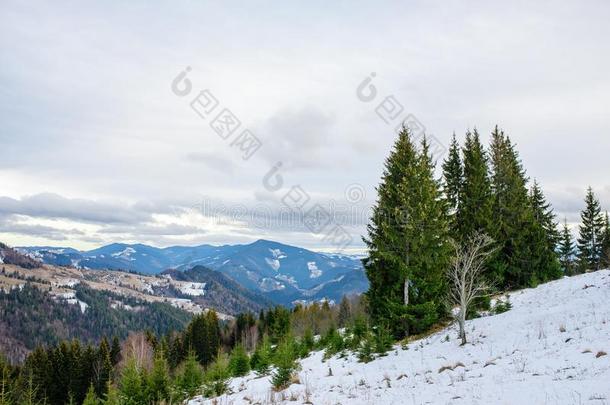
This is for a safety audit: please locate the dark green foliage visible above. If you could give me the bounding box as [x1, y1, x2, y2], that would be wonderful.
[118, 357, 145, 405]
[372, 325, 393, 355]
[492, 296, 512, 314]
[442, 134, 464, 238]
[182, 311, 221, 367]
[228, 344, 250, 377]
[321, 327, 345, 359]
[577, 187, 605, 271]
[250, 336, 273, 375]
[459, 129, 494, 241]
[558, 219, 575, 275]
[271, 339, 297, 391]
[202, 354, 229, 398]
[148, 350, 171, 403]
[601, 212, 610, 269]
[258, 306, 291, 344]
[364, 129, 451, 339]
[175, 351, 204, 399]
[488, 127, 561, 288]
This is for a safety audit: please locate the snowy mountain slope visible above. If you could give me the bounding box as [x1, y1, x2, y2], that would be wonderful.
[190, 270, 610, 405]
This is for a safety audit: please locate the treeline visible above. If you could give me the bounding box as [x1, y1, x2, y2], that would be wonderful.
[0, 295, 371, 404]
[364, 126, 609, 338]
[0, 283, 191, 363]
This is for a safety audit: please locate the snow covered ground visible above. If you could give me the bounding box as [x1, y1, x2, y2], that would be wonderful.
[190, 270, 610, 405]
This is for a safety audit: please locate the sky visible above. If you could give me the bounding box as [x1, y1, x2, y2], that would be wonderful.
[1, 0, 610, 252]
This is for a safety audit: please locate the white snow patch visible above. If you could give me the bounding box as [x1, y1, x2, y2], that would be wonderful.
[307, 261, 322, 278]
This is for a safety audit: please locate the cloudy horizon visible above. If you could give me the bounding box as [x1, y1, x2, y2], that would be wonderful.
[1, 1, 610, 252]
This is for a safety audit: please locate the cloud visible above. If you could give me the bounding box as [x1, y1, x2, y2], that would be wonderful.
[0, 193, 152, 224]
[258, 106, 337, 169]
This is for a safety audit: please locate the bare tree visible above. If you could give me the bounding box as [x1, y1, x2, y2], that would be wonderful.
[447, 232, 496, 345]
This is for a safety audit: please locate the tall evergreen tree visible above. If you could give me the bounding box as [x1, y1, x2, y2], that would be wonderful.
[442, 134, 463, 238]
[577, 187, 604, 271]
[558, 219, 575, 275]
[601, 212, 610, 269]
[528, 180, 562, 283]
[529, 180, 560, 250]
[488, 126, 559, 287]
[459, 129, 493, 242]
[364, 128, 451, 338]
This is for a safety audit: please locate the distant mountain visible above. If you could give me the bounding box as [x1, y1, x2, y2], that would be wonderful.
[162, 266, 274, 315]
[18, 240, 369, 305]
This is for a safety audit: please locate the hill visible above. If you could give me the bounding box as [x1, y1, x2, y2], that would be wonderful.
[189, 270, 610, 404]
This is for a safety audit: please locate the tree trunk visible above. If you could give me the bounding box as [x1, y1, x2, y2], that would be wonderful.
[459, 309, 467, 345]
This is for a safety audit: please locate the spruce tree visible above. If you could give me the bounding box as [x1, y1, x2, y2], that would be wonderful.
[148, 350, 171, 403]
[82, 385, 99, 405]
[600, 212, 610, 269]
[442, 133, 463, 238]
[364, 128, 451, 338]
[337, 296, 352, 328]
[176, 351, 204, 399]
[489, 127, 546, 287]
[528, 180, 562, 283]
[459, 129, 493, 241]
[577, 187, 604, 271]
[363, 127, 420, 336]
[558, 219, 575, 275]
[529, 180, 560, 250]
[228, 344, 250, 377]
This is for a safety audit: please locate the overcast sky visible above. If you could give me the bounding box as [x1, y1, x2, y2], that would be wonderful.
[1, 1, 609, 252]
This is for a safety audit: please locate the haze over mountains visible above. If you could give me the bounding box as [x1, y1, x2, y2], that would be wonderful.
[17, 239, 368, 305]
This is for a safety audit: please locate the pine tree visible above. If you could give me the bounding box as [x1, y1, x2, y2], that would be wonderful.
[147, 350, 171, 403]
[337, 296, 352, 328]
[364, 127, 419, 337]
[82, 385, 99, 405]
[558, 219, 575, 275]
[489, 127, 545, 287]
[250, 336, 273, 375]
[442, 133, 463, 238]
[228, 344, 250, 377]
[528, 180, 562, 283]
[601, 212, 610, 269]
[577, 187, 604, 271]
[364, 128, 451, 338]
[459, 129, 493, 241]
[202, 353, 229, 398]
[271, 339, 297, 391]
[102, 384, 120, 405]
[529, 180, 560, 250]
[110, 337, 121, 366]
[175, 351, 204, 399]
[119, 357, 144, 405]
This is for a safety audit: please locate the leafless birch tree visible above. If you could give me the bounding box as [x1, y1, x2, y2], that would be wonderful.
[448, 232, 496, 345]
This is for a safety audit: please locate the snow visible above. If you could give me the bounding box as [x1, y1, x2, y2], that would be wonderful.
[307, 261, 322, 279]
[111, 247, 136, 260]
[178, 282, 207, 296]
[189, 271, 610, 405]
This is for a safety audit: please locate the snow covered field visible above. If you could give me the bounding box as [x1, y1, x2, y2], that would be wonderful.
[190, 270, 610, 405]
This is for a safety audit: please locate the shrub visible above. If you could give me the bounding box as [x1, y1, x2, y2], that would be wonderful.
[271, 339, 297, 391]
[250, 335, 273, 375]
[203, 353, 230, 398]
[228, 344, 250, 377]
[175, 351, 204, 399]
[493, 295, 512, 314]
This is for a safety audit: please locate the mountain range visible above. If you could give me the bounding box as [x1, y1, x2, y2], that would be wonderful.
[17, 240, 368, 305]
